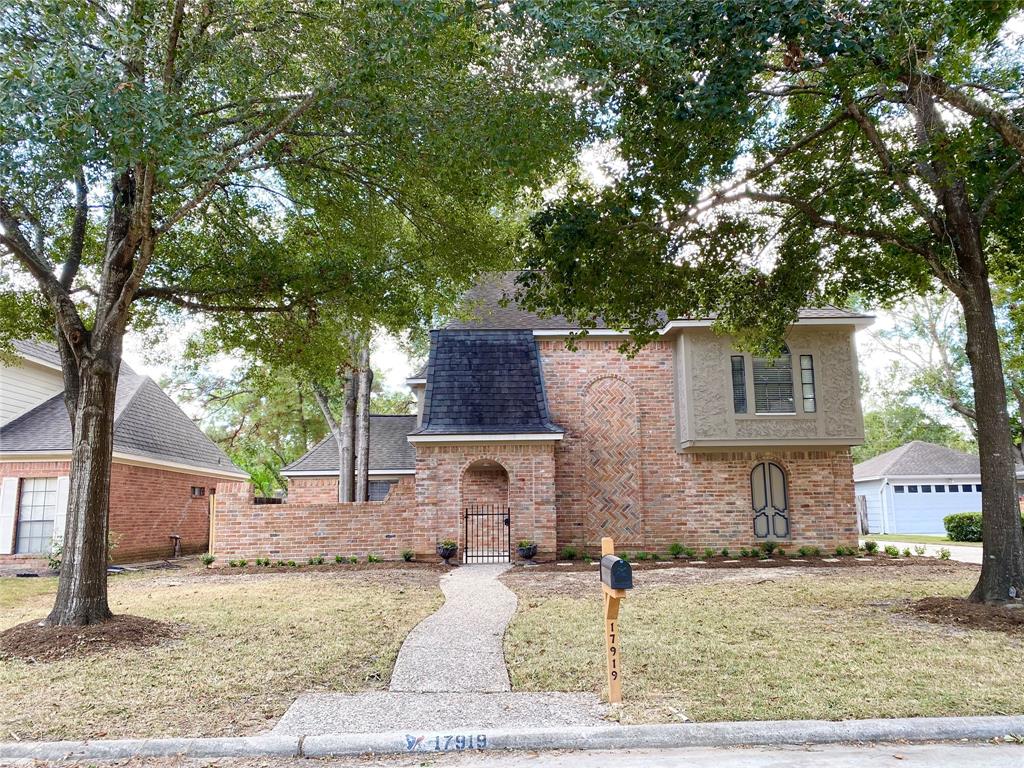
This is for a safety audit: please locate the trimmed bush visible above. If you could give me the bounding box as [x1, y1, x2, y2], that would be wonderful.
[944, 511, 1024, 542]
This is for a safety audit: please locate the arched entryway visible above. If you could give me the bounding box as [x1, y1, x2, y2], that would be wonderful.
[461, 459, 511, 563]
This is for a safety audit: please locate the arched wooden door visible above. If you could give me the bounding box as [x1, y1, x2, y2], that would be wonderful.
[751, 461, 790, 540]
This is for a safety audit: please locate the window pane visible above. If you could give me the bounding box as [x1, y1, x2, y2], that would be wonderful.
[922, 485, 932, 493]
[949, 484, 959, 492]
[799, 354, 815, 413]
[908, 485, 919, 493]
[753, 348, 794, 414]
[894, 485, 905, 493]
[975, 484, 982, 492]
[16, 477, 59, 554]
[935, 484, 946, 493]
[730, 356, 747, 414]
[368, 480, 396, 502]
[962, 484, 972, 492]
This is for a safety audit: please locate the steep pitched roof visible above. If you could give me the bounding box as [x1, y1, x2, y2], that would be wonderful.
[413, 329, 562, 435]
[446, 272, 872, 331]
[281, 415, 418, 474]
[853, 441, 982, 481]
[11, 339, 62, 368]
[0, 344, 245, 477]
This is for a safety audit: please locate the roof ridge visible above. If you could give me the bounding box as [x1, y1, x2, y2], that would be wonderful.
[111, 372, 149, 427]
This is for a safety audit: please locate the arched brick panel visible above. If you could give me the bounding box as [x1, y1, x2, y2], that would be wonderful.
[583, 376, 642, 548]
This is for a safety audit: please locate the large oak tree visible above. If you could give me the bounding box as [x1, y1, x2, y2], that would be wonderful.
[512, 0, 1024, 603]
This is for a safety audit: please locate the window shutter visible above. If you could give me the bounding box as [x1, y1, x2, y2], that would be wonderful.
[0, 477, 18, 555]
[53, 475, 70, 542]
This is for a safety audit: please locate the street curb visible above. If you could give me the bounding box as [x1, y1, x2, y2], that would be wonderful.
[1, 716, 1022, 761]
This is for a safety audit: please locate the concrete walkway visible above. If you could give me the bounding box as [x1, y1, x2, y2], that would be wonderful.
[272, 563, 605, 735]
[860, 538, 982, 564]
[391, 564, 516, 693]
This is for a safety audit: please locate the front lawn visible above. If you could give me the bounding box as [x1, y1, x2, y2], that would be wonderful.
[863, 534, 981, 548]
[503, 563, 1022, 723]
[0, 565, 442, 740]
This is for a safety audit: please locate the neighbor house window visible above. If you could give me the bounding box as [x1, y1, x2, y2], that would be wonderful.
[191, 486, 206, 498]
[15, 477, 58, 554]
[368, 480, 396, 502]
[922, 485, 932, 493]
[975, 484, 983, 492]
[730, 355, 747, 414]
[962, 484, 972, 492]
[908, 485, 919, 493]
[752, 346, 795, 414]
[894, 485, 905, 493]
[799, 355, 816, 412]
[935, 484, 946, 493]
[949, 484, 959, 492]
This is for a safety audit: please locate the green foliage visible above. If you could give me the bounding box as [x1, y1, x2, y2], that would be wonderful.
[200, 553, 215, 567]
[308, 556, 325, 566]
[367, 554, 382, 563]
[683, 547, 697, 559]
[776, 547, 787, 558]
[517, 539, 536, 549]
[401, 549, 415, 562]
[438, 539, 457, 550]
[739, 548, 750, 558]
[228, 560, 239, 568]
[914, 545, 927, 556]
[903, 548, 913, 558]
[884, 546, 900, 558]
[287, 561, 297, 568]
[668, 542, 685, 558]
[760, 541, 778, 556]
[47, 539, 63, 571]
[944, 512, 985, 542]
[939, 548, 952, 561]
[335, 555, 346, 564]
[703, 548, 715, 560]
[635, 551, 651, 561]
[864, 540, 879, 554]
[798, 546, 821, 557]
[854, 400, 975, 463]
[276, 560, 288, 567]
[720, 548, 730, 558]
[559, 546, 579, 561]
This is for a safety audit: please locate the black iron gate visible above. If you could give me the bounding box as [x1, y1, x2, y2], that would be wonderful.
[463, 504, 511, 563]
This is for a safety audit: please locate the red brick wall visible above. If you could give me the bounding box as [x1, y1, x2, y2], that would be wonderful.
[538, 338, 857, 553]
[462, 463, 509, 507]
[287, 476, 339, 504]
[212, 476, 424, 560]
[0, 460, 220, 563]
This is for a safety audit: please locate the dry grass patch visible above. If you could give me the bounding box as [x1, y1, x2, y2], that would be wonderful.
[0, 567, 441, 740]
[504, 567, 1024, 723]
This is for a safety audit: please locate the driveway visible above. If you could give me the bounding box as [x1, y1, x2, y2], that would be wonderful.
[860, 539, 981, 564]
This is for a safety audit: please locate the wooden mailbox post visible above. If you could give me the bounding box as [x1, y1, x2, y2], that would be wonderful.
[599, 536, 633, 704]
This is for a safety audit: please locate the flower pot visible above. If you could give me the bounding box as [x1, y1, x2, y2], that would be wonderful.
[517, 544, 538, 561]
[436, 544, 458, 564]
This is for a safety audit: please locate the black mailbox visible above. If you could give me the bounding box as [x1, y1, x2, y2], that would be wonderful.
[600, 555, 633, 590]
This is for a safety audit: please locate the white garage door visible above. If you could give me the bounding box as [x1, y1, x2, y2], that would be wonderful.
[891, 481, 983, 535]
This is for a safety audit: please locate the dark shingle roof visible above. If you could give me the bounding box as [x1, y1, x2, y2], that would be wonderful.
[281, 415, 418, 474]
[447, 272, 871, 331]
[11, 339, 63, 368]
[413, 330, 562, 435]
[1, 345, 244, 476]
[853, 441, 980, 481]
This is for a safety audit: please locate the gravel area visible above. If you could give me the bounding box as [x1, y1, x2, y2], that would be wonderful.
[269, 691, 607, 734]
[390, 564, 516, 693]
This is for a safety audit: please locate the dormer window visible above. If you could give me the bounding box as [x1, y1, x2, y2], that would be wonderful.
[752, 346, 795, 414]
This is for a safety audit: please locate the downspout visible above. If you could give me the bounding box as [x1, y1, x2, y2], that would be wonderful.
[879, 479, 888, 535]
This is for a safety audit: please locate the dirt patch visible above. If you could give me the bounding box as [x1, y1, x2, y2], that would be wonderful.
[0, 614, 182, 662]
[199, 561, 446, 589]
[519, 554, 972, 573]
[912, 596, 1024, 636]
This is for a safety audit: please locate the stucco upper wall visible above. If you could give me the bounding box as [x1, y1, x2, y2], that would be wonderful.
[675, 325, 865, 449]
[0, 359, 64, 427]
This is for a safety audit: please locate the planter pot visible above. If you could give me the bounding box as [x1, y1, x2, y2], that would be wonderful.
[517, 544, 538, 561]
[437, 545, 458, 564]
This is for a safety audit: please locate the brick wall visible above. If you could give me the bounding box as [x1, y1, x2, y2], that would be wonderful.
[462, 463, 509, 507]
[538, 338, 858, 554]
[0, 459, 220, 563]
[287, 476, 339, 504]
[212, 476, 425, 560]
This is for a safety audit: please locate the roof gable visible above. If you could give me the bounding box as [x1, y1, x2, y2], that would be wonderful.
[853, 440, 980, 480]
[281, 414, 418, 474]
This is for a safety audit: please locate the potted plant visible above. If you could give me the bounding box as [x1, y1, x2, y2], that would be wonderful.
[517, 539, 538, 561]
[436, 538, 458, 564]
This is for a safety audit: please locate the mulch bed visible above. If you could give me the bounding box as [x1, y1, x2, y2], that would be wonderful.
[0, 615, 182, 662]
[517, 555, 975, 573]
[203, 560, 448, 576]
[912, 596, 1024, 636]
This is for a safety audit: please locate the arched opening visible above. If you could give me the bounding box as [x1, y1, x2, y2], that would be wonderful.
[751, 461, 790, 540]
[461, 459, 510, 562]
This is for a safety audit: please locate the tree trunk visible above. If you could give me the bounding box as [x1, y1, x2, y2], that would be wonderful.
[355, 344, 373, 502]
[952, 239, 1024, 604]
[46, 351, 120, 626]
[339, 369, 356, 502]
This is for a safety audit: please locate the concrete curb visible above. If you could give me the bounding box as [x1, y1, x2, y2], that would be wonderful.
[1, 716, 1022, 761]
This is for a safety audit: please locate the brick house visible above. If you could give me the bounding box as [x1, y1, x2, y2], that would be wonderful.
[214, 274, 871, 562]
[0, 340, 247, 564]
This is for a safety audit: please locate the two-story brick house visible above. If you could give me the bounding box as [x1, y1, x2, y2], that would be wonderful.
[216, 274, 871, 562]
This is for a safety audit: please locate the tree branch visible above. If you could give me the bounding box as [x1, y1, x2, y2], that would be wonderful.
[162, 0, 187, 89]
[979, 157, 1023, 222]
[916, 72, 1024, 158]
[61, 169, 89, 289]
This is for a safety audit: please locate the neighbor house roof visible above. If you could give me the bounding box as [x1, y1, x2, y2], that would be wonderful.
[1, 343, 245, 478]
[280, 414, 418, 475]
[412, 329, 562, 437]
[11, 339, 62, 368]
[854, 441, 984, 482]
[446, 272, 872, 332]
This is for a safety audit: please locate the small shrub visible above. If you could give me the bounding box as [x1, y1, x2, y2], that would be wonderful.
[797, 545, 820, 557]
[703, 547, 715, 560]
[47, 539, 64, 570]
[439, 538, 457, 549]
[760, 540, 778, 555]
[335, 555, 345, 563]
[368, 554, 382, 563]
[720, 547, 730, 558]
[228, 559, 239, 568]
[739, 548, 750, 558]
[401, 549, 415, 562]
[287, 560, 297, 567]
[308, 555, 325, 565]
[619, 552, 631, 563]
[902, 547, 912, 558]
[651, 552, 662, 561]
[635, 551, 651, 561]
[914, 545, 927, 556]
[943, 512, 983, 542]
[883, 545, 900, 558]
[682, 547, 696, 558]
[237, 559, 248, 567]
[938, 547, 951, 560]
[275, 560, 287, 567]
[864, 540, 879, 554]
[758, 550, 770, 560]
[668, 541, 685, 559]
[349, 556, 358, 564]
[560, 546, 579, 561]
[200, 553, 215, 567]
[775, 547, 787, 558]
[834, 545, 856, 556]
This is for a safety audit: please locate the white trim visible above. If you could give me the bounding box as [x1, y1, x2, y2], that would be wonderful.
[680, 438, 856, 450]
[17, 353, 63, 372]
[281, 468, 416, 478]
[0, 477, 18, 555]
[531, 315, 874, 338]
[854, 472, 989, 484]
[407, 432, 564, 444]
[53, 475, 69, 542]
[0, 450, 248, 481]
[405, 377, 426, 385]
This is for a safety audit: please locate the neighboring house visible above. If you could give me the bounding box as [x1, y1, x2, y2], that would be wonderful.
[215, 273, 872, 562]
[0, 340, 247, 562]
[853, 440, 1024, 535]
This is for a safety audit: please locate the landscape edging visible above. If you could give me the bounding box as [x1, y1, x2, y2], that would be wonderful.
[1, 715, 1022, 761]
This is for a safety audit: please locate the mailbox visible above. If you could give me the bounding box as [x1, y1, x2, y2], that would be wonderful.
[600, 554, 633, 590]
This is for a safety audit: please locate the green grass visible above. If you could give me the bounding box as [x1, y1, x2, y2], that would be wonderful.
[0, 568, 442, 740]
[863, 534, 981, 548]
[504, 571, 1022, 723]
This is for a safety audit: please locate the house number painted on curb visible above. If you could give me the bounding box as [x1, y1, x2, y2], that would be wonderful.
[404, 734, 487, 752]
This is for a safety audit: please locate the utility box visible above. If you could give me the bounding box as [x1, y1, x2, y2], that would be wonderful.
[600, 554, 633, 591]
